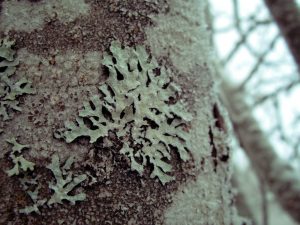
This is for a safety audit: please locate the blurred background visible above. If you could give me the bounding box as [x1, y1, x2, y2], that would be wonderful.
[209, 0, 300, 225]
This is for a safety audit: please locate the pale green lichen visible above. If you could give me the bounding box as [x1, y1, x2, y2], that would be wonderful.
[19, 176, 47, 214]
[47, 154, 87, 205]
[58, 41, 192, 185]
[0, 38, 35, 121]
[6, 138, 35, 176]
[8, 153, 86, 213]
[5, 138, 45, 213]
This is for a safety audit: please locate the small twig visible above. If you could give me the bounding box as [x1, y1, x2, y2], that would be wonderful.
[223, 25, 257, 64]
[239, 34, 280, 90]
[254, 79, 299, 105]
[232, 0, 241, 31]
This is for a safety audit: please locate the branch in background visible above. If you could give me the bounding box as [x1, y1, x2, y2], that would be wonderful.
[224, 24, 257, 64]
[222, 0, 272, 64]
[264, 0, 300, 73]
[254, 78, 299, 105]
[239, 34, 280, 89]
[220, 79, 300, 224]
[232, 0, 242, 33]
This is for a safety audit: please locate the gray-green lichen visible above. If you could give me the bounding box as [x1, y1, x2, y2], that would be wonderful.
[0, 38, 35, 121]
[19, 176, 47, 214]
[6, 138, 35, 176]
[47, 154, 87, 205]
[6, 150, 86, 213]
[4, 138, 45, 214]
[58, 41, 192, 185]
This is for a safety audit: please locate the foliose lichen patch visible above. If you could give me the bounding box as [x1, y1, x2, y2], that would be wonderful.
[47, 154, 87, 206]
[57, 41, 192, 185]
[5, 138, 35, 176]
[0, 38, 35, 122]
[19, 175, 47, 214]
[4, 147, 87, 214]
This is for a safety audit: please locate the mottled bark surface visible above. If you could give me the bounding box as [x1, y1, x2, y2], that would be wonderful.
[0, 0, 235, 224]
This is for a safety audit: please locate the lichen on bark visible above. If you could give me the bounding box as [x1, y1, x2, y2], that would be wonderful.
[0, 38, 35, 122]
[57, 41, 192, 185]
[5, 138, 35, 176]
[47, 154, 87, 205]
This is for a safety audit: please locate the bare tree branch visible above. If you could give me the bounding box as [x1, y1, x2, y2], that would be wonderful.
[239, 34, 280, 89]
[264, 0, 300, 72]
[219, 78, 300, 224]
[254, 81, 299, 108]
[223, 16, 272, 65]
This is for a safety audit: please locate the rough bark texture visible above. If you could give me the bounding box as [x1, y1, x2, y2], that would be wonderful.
[220, 79, 300, 224]
[0, 0, 237, 224]
[264, 0, 300, 72]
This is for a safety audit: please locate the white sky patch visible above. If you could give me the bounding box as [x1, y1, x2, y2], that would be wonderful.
[214, 30, 240, 59]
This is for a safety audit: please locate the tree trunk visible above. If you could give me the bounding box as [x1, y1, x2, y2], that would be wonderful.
[0, 0, 239, 224]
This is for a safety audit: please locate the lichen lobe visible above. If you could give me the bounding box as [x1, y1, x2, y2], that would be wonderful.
[59, 41, 192, 185]
[47, 154, 87, 205]
[5, 138, 35, 176]
[0, 38, 35, 122]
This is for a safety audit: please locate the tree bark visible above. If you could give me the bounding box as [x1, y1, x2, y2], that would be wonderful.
[0, 0, 238, 224]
